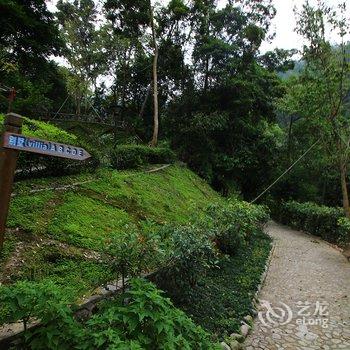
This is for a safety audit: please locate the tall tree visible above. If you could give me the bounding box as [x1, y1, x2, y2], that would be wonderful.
[56, 0, 106, 115]
[0, 0, 65, 117]
[0, 0, 62, 70]
[279, 1, 350, 217]
[164, 0, 284, 197]
[104, 0, 150, 134]
[150, 3, 159, 146]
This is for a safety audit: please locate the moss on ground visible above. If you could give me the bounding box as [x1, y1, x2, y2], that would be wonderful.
[8, 244, 113, 303]
[8, 165, 223, 249]
[48, 192, 132, 250]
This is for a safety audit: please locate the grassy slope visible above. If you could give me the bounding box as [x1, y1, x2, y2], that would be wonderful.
[8, 165, 221, 247]
[0, 119, 271, 341]
[1, 164, 223, 302]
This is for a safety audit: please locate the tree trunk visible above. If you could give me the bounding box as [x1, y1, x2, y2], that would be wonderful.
[340, 162, 350, 218]
[150, 5, 159, 147]
[112, 86, 118, 142]
[120, 50, 128, 123]
[203, 57, 209, 93]
[287, 115, 294, 162]
[76, 95, 81, 117]
[139, 83, 151, 120]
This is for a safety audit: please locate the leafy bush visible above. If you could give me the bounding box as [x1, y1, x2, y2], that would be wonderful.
[110, 144, 176, 169]
[0, 114, 99, 178]
[205, 201, 270, 255]
[277, 200, 348, 245]
[149, 201, 269, 301]
[177, 230, 272, 337]
[337, 217, 350, 246]
[2, 279, 219, 349]
[79, 279, 220, 350]
[0, 281, 74, 334]
[156, 224, 217, 289]
[107, 227, 166, 290]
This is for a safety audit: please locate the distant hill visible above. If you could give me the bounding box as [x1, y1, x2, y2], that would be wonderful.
[278, 60, 305, 80]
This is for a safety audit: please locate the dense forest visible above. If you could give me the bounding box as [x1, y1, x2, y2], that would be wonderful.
[1, 0, 349, 211]
[1, 0, 350, 349]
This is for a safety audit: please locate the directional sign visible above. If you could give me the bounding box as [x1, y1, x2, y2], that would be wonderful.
[2, 132, 91, 161]
[0, 113, 92, 251]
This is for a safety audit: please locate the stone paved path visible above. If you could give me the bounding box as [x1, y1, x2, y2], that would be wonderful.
[244, 221, 350, 350]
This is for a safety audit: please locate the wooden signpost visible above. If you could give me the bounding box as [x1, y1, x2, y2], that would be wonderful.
[0, 113, 91, 250]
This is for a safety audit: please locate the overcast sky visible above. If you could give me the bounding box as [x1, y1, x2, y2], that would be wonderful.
[47, 0, 347, 53]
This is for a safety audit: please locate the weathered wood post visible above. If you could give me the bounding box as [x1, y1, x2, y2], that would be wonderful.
[0, 113, 23, 250]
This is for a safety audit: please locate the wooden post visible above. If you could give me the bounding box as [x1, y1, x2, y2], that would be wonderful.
[7, 88, 16, 113]
[0, 113, 23, 250]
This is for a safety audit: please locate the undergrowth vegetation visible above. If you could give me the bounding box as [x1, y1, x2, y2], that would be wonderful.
[0, 279, 221, 349]
[1, 165, 224, 304]
[178, 229, 271, 338]
[1, 161, 271, 347]
[149, 201, 271, 338]
[111, 144, 176, 169]
[275, 200, 350, 246]
[1, 118, 272, 347]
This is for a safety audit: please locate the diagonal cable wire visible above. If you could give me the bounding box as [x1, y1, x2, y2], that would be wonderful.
[250, 139, 321, 204]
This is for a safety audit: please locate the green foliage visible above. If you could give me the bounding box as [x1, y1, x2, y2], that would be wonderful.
[177, 230, 271, 338]
[1, 281, 81, 350]
[0, 242, 113, 320]
[110, 144, 176, 169]
[277, 200, 347, 245]
[79, 279, 219, 350]
[5, 165, 224, 314]
[0, 114, 75, 143]
[0, 0, 66, 117]
[107, 227, 166, 289]
[8, 165, 223, 250]
[17, 249, 112, 296]
[152, 224, 218, 299]
[205, 201, 270, 255]
[2, 279, 219, 349]
[7, 191, 54, 234]
[0, 281, 72, 332]
[151, 200, 270, 303]
[48, 192, 132, 250]
[337, 217, 350, 246]
[275, 2, 350, 211]
[81, 165, 222, 224]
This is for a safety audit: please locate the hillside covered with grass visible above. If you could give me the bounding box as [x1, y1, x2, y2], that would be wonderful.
[0, 118, 271, 348]
[1, 164, 223, 299]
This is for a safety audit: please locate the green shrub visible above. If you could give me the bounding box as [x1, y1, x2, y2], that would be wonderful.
[0, 281, 74, 334]
[110, 144, 176, 169]
[277, 200, 347, 245]
[177, 230, 272, 337]
[337, 217, 350, 246]
[205, 201, 270, 255]
[0, 114, 99, 178]
[107, 227, 166, 290]
[4, 279, 219, 349]
[149, 224, 218, 302]
[80, 279, 220, 350]
[150, 201, 269, 300]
